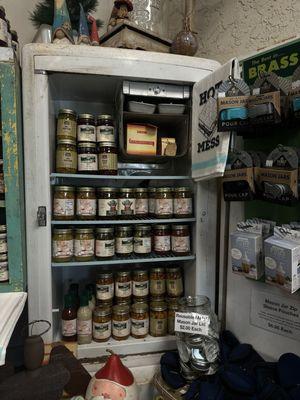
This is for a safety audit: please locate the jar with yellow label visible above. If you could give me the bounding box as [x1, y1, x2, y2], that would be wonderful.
[132, 270, 149, 298]
[150, 267, 166, 296]
[112, 305, 130, 341]
[74, 228, 95, 261]
[96, 227, 115, 258]
[116, 226, 133, 256]
[57, 109, 77, 141]
[97, 187, 118, 219]
[76, 187, 97, 220]
[174, 187, 193, 218]
[93, 306, 112, 342]
[56, 139, 77, 173]
[96, 272, 114, 301]
[135, 188, 148, 216]
[168, 301, 179, 335]
[115, 271, 132, 300]
[155, 188, 173, 218]
[52, 228, 74, 262]
[131, 303, 149, 339]
[53, 186, 75, 220]
[98, 142, 118, 175]
[150, 301, 168, 337]
[166, 267, 183, 297]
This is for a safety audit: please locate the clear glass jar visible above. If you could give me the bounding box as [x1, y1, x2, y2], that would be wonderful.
[150, 267, 166, 296]
[131, 303, 149, 339]
[96, 114, 115, 143]
[155, 188, 173, 218]
[74, 228, 95, 262]
[148, 188, 156, 217]
[153, 224, 171, 255]
[52, 228, 74, 262]
[116, 226, 133, 256]
[56, 139, 77, 173]
[174, 187, 193, 218]
[56, 109, 77, 141]
[134, 225, 151, 255]
[53, 186, 75, 220]
[78, 142, 98, 174]
[97, 187, 118, 219]
[130, 0, 163, 36]
[166, 266, 183, 298]
[98, 141, 118, 175]
[168, 302, 179, 335]
[150, 301, 168, 337]
[115, 271, 132, 300]
[112, 305, 130, 341]
[93, 306, 112, 342]
[171, 224, 191, 256]
[77, 113, 96, 143]
[132, 270, 149, 298]
[118, 188, 135, 218]
[96, 272, 114, 301]
[96, 227, 115, 258]
[76, 187, 97, 220]
[135, 188, 149, 216]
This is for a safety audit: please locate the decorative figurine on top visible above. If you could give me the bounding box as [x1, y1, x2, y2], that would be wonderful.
[107, 0, 133, 32]
[52, 0, 74, 44]
[88, 15, 100, 46]
[78, 3, 91, 45]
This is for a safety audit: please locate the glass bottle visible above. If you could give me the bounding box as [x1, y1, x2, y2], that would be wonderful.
[77, 294, 92, 345]
[61, 293, 77, 342]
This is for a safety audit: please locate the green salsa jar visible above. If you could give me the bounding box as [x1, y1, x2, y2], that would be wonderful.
[56, 109, 77, 141]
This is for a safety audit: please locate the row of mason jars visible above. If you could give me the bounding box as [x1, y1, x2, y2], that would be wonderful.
[52, 224, 191, 262]
[0, 225, 9, 283]
[53, 186, 193, 220]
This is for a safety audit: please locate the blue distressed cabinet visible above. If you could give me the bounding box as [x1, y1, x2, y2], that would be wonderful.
[0, 48, 26, 292]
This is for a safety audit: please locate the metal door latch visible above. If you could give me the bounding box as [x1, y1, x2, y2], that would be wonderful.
[37, 206, 47, 226]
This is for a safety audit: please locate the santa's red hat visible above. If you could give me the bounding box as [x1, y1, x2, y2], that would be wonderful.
[95, 351, 134, 386]
[88, 15, 99, 46]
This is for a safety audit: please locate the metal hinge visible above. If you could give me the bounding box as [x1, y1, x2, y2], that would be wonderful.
[37, 206, 47, 226]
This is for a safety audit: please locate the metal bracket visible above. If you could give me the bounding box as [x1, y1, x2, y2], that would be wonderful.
[37, 206, 47, 226]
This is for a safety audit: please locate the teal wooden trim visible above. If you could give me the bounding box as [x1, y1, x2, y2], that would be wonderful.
[0, 59, 26, 292]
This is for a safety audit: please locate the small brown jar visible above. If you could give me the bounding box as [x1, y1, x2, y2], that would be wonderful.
[112, 305, 130, 341]
[53, 186, 75, 220]
[74, 228, 95, 261]
[150, 302, 168, 337]
[56, 139, 77, 173]
[174, 187, 193, 218]
[131, 303, 149, 339]
[77, 114, 96, 143]
[96, 114, 115, 143]
[171, 224, 191, 256]
[168, 302, 179, 335]
[166, 267, 183, 298]
[96, 227, 115, 258]
[135, 188, 149, 216]
[52, 228, 74, 262]
[93, 306, 112, 342]
[116, 226, 133, 256]
[153, 225, 171, 255]
[118, 188, 135, 218]
[115, 271, 132, 300]
[150, 267, 166, 296]
[97, 187, 118, 219]
[148, 188, 156, 217]
[76, 187, 97, 220]
[56, 109, 77, 141]
[155, 188, 173, 218]
[98, 142, 118, 175]
[78, 142, 98, 174]
[96, 272, 114, 301]
[132, 270, 149, 298]
[134, 225, 152, 255]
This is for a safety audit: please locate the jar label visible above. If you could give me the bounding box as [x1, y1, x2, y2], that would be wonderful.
[150, 280, 165, 295]
[56, 149, 77, 171]
[118, 198, 135, 216]
[174, 198, 192, 215]
[0, 266, 8, 282]
[57, 119, 77, 140]
[133, 280, 149, 296]
[116, 237, 133, 254]
[98, 198, 118, 217]
[97, 125, 115, 142]
[75, 239, 94, 257]
[77, 125, 96, 142]
[77, 319, 92, 336]
[0, 19, 8, 44]
[96, 283, 114, 300]
[154, 235, 171, 252]
[174, 313, 210, 336]
[150, 318, 167, 336]
[116, 281, 132, 298]
[93, 320, 111, 340]
[155, 198, 173, 215]
[149, 198, 156, 214]
[134, 237, 151, 254]
[99, 153, 117, 172]
[76, 198, 97, 216]
[53, 239, 73, 258]
[167, 278, 183, 297]
[78, 154, 98, 171]
[112, 319, 130, 337]
[0, 239, 7, 253]
[53, 198, 75, 217]
[131, 318, 149, 336]
[0, 173, 5, 194]
[96, 239, 115, 257]
[135, 198, 148, 215]
[62, 318, 77, 337]
[171, 235, 190, 253]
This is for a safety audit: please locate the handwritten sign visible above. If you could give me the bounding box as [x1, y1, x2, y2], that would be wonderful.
[175, 312, 210, 335]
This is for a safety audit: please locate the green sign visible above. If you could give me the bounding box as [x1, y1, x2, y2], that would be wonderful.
[242, 39, 300, 85]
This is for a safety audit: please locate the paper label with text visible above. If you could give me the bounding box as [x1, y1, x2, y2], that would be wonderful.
[175, 312, 210, 335]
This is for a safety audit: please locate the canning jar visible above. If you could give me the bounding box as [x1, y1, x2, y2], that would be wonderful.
[168, 301, 179, 335]
[134, 225, 151, 255]
[96, 114, 115, 143]
[52, 228, 74, 262]
[78, 142, 98, 174]
[155, 188, 173, 218]
[56, 109, 77, 141]
[93, 306, 112, 342]
[148, 188, 156, 217]
[171, 225, 191, 256]
[135, 188, 149, 216]
[132, 270, 149, 298]
[0, 7, 8, 47]
[116, 226, 133, 256]
[97, 187, 118, 219]
[0, 261, 8, 282]
[0, 230, 7, 254]
[174, 187, 193, 218]
[118, 188, 135, 218]
[53, 186, 75, 220]
[153, 225, 171, 255]
[98, 142, 118, 175]
[150, 302, 168, 337]
[77, 114, 96, 143]
[96, 272, 114, 301]
[74, 228, 95, 261]
[56, 139, 77, 173]
[96, 227, 115, 258]
[115, 271, 132, 300]
[76, 187, 97, 220]
[115, 298, 132, 306]
[166, 266, 183, 297]
[131, 303, 149, 339]
[112, 305, 130, 341]
[150, 267, 166, 296]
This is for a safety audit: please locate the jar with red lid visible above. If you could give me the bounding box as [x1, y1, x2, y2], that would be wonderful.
[98, 142, 118, 175]
[77, 114, 96, 143]
[171, 225, 191, 256]
[153, 225, 171, 255]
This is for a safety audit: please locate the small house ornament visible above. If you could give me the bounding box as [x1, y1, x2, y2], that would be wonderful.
[52, 0, 74, 44]
[89, 15, 100, 45]
[78, 3, 91, 45]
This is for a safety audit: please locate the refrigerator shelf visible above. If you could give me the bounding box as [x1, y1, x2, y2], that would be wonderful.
[50, 173, 191, 183]
[52, 253, 195, 267]
[51, 217, 196, 225]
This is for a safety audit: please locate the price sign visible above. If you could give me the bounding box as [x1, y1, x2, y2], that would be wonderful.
[175, 312, 210, 335]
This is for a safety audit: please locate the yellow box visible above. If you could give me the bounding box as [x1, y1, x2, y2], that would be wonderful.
[126, 123, 157, 156]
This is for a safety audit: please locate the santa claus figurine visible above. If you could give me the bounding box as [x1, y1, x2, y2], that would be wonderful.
[85, 350, 138, 400]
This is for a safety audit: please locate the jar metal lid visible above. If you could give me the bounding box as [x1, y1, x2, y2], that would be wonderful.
[133, 270, 148, 276]
[135, 225, 151, 231]
[97, 114, 113, 120]
[0, 253, 8, 261]
[131, 303, 148, 313]
[0, 233, 7, 239]
[154, 224, 170, 230]
[133, 297, 148, 303]
[99, 141, 116, 147]
[150, 267, 165, 273]
[157, 187, 172, 192]
[94, 306, 111, 317]
[116, 226, 133, 232]
[168, 303, 179, 310]
[113, 304, 130, 315]
[53, 228, 73, 234]
[150, 301, 167, 311]
[96, 227, 114, 234]
[77, 186, 96, 192]
[116, 271, 131, 277]
[57, 139, 76, 146]
[98, 272, 113, 279]
[78, 142, 97, 149]
[172, 224, 189, 230]
[75, 228, 94, 234]
[174, 187, 192, 192]
[116, 298, 131, 305]
[78, 113, 94, 120]
[135, 188, 148, 193]
[0, 261, 8, 268]
[150, 295, 165, 302]
[166, 266, 181, 272]
[54, 186, 75, 192]
[97, 187, 118, 193]
[58, 109, 76, 117]
[148, 188, 156, 193]
[0, 225, 7, 233]
[119, 188, 135, 193]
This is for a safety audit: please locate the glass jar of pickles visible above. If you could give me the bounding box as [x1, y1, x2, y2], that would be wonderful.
[98, 142, 118, 175]
[74, 228, 95, 261]
[76, 187, 97, 220]
[148, 188, 156, 217]
[97, 187, 118, 219]
[93, 306, 112, 342]
[153, 225, 171, 255]
[77, 142, 98, 174]
[115, 271, 132, 300]
[96, 227, 115, 258]
[135, 188, 148, 216]
[112, 305, 130, 341]
[174, 187, 193, 218]
[166, 267, 183, 297]
[155, 188, 173, 218]
[96, 114, 115, 143]
[118, 188, 135, 218]
[150, 267, 166, 296]
[53, 186, 75, 220]
[52, 228, 74, 262]
[150, 302, 168, 337]
[168, 300, 179, 335]
[131, 303, 149, 339]
[133, 270, 149, 298]
[96, 272, 114, 301]
[171, 225, 191, 256]
[56, 139, 77, 173]
[57, 109, 77, 141]
[116, 226, 133, 256]
[77, 114, 96, 143]
[134, 225, 151, 255]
